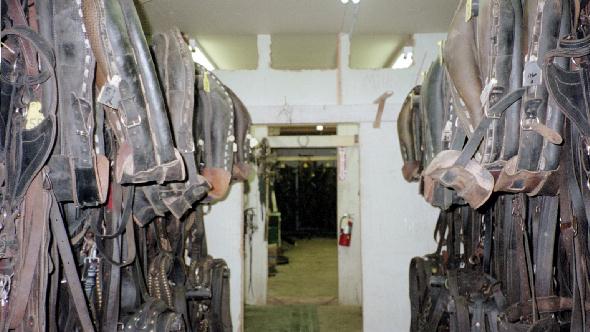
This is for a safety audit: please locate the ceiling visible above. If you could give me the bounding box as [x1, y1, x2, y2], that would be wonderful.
[138, 0, 458, 70]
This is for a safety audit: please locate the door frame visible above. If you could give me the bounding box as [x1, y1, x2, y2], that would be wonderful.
[244, 124, 362, 306]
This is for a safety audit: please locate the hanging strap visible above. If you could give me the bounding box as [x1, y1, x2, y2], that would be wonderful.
[93, 186, 137, 267]
[48, 191, 95, 331]
[6, 173, 50, 329]
[442, 88, 525, 173]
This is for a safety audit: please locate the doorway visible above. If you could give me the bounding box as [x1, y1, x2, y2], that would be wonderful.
[268, 148, 338, 304]
[243, 124, 363, 331]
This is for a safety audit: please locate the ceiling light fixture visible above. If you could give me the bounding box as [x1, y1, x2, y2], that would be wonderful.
[392, 46, 414, 69]
[341, 0, 360, 4]
[316, 125, 324, 131]
[188, 38, 216, 71]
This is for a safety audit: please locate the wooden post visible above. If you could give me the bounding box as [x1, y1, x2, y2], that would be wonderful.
[373, 91, 394, 128]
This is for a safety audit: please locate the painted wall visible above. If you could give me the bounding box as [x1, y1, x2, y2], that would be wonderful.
[337, 125, 362, 306]
[204, 183, 244, 332]
[243, 161, 268, 305]
[209, 32, 445, 331]
[359, 122, 438, 331]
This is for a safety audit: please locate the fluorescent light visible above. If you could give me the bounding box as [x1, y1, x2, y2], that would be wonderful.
[188, 38, 215, 71]
[316, 125, 324, 131]
[392, 47, 414, 69]
[351, 0, 360, 3]
[340, 0, 349, 3]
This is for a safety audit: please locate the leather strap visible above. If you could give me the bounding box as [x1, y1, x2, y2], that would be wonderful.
[48, 191, 95, 331]
[447, 269, 470, 331]
[449, 88, 525, 170]
[48, 235, 59, 332]
[94, 186, 137, 267]
[534, 196, 559, 297]
[7, 172, 50, 329]
[103, 183, 122, 331]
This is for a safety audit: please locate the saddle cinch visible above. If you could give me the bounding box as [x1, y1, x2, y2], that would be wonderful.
[424, 0, 567, 208]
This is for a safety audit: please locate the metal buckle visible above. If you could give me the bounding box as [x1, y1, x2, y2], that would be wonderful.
[483, 87, 506, 119]
[121, 113, 142, 129]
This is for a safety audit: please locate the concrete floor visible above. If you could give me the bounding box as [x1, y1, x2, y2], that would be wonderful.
[244, 238, 362, 332]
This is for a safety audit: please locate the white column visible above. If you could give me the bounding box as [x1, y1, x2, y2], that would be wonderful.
[257, 34, 271, 70]
[205, 184, 245, 332]
[337, 124, 362, 305]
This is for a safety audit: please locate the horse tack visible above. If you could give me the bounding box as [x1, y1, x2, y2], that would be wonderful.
[404, 1, 590, 331]
[420, 0, 571, 208]
[82, 0, 185, 185]
[422, 0, 523, 208]
[227, 88, 254, 182]
[1, 0, 254, 330]
[494, 0, 567, 196]
[47, 0, 109, 207]
[133, 28, 210, 222]
[195, 64, 235, 201]
[397, 86, 423, 182]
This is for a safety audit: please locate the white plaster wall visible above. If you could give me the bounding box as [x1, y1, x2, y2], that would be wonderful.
[216, 33, 446, 108]
[204, 183, 244, 332]
[359, 122, 439, 332]
[337, 143, 363, 305]
[210, 32, 446, 331]
[341, 33, 446, 106]
[243, 164, 268, 305]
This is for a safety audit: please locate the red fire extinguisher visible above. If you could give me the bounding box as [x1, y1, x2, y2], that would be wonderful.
[339, 214, 353, 247]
